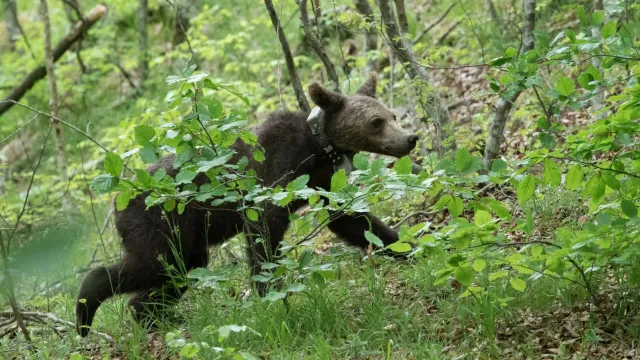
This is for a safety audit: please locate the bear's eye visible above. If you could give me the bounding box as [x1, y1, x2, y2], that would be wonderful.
[372, 118, 385, 129]
[393, 114, 397, 122]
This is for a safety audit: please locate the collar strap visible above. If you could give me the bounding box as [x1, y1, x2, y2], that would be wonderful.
[307, 107, 353, 174]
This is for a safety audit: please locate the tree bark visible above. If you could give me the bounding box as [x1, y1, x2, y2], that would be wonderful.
[377, 0, 455, 157]
[394, 0, 409, 35]
[483, 0, 536, 169]
[138, 0, 149, 86]
[0, 5, 107, 116]
[264, 0, 310, 112]
[298, 0, 340, 92]
[3, 0, 18, 50]
[40, 0, 67, 181]
[353, 0, 378, 72]
[590, 0, 607, 120]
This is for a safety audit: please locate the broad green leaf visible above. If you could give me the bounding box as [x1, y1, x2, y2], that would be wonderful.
[510, 278, 526, 292]
[555, 76, 575, 97]
[353, 153, 369, 170]
[601, 21, 616, 38]
[517, 175, 536, 204]
[621, 199, 638, 218]
[488, 199, 511, 219]
[115, 190, 133, 211]
[247, 209, 259, 221]
[590, 175, 606, 203]
[286, 175, 309, 191]
[135, 169, 153, 187]
[104, 152, 123, 176]
[69, 354, 84, 360]
[364, 231, 384, 247]
[455, 148, 472, 172]
[253, 149, 265, 163]
[600, 171, 620, 190]
[134, 125, 156, 147]
[489, 270, 508, 281]
[455, 267, 474, 286]
[330, 169, 348, 192]
[394, 156, 413, 175]
[163, 199, 176, 212]
[591, 10, 605, 26]
[504, 46, 517, 58]
[387, 242, 412, 253]
[566, 165, 583, 190]
[448, 196, 464, 217]
[263, 291, 287, 302]
[447, 254, 466, 267]
[90, 175, 119, 194]
[474, 210, 492, 226]
[543, 158, 561, 188]
[139, 147, 159, 164]
[176, 168, 197, 184]
[179, 344, 200, 358]
[284, 283, 306, 293]
[472, 259, 487, 272]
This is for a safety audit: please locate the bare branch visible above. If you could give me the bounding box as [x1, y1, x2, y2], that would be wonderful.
[413, 3, 456, 45]
[0, 5, 108, 117]
[264, 0, 311, 112]
[298, 0, 340, 92]
[483, 0, 536, 168]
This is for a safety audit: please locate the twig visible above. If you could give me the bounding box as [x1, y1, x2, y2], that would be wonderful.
[413, 3, 456, 44]
[298, 0, 340, 92]
[392, 209, 444, 230]
[436, 20, 461, 45]
[0, 311, 114, 343]
[264, 0, 310, 112]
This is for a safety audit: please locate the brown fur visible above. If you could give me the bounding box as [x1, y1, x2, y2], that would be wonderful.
[75, 73, 418, 337]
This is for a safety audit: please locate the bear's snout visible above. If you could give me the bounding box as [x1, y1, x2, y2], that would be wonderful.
[407, 134, 419, 147]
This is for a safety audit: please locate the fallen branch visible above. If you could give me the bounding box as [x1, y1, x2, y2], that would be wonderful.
[0, 5, 107, 117]
[264, 0, 311, 112]
[0, 311, 114, 343]
[298, 0, 340, 92]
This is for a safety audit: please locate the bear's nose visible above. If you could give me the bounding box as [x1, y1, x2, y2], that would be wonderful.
[407, 134, 419, 145]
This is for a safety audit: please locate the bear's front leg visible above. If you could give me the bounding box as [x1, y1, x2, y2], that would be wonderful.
[327, 212, 413, 258]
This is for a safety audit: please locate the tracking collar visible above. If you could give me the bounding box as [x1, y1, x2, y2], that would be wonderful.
[307, 107, 353, 174]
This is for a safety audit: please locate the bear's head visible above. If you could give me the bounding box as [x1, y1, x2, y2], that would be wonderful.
[308, 72, 418, 158]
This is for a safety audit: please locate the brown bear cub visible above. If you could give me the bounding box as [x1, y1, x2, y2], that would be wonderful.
[76, 73, 418, 337]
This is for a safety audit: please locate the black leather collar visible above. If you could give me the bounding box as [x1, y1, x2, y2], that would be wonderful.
[306, 107, 353, 174]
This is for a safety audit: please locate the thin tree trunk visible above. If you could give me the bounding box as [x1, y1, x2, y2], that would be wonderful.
[299, 0, 340, 92]
[41, 0, 67, 181]
[486, 0, 504, 31]
[353, 0, 378, 73]
[264, 0, 310, 112]
[483, 0, 536, 169]
[0, 5, 107, 116]
[394, 0, 410, 35]
[138, 0, 149, 86]
[378, 0, 455, 157]
[590, 0, 607, 119]
[3, 0, 18, 50]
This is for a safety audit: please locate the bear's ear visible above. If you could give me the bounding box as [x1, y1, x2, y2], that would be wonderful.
[356, 72, 378, 98]
[308, 82, 345, 112]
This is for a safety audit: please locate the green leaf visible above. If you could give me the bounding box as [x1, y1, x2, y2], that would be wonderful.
[537, 116, 550, 131]
[364, 230, 384, 247]
[555, 76, 575, 97]
[139, 147, 159, 164]
[116, 190, 133, 211]
[510, 278, 526, 292]
[455, 148, 472, 172]
[287, 175, 309, 191]
[489, 270, 509, 281]
[179, 344, 200, 358]
[104, 152, 123, 176]
[517, 175, 536, 204]
[600, 171, 620, 190]
[448, 196, 464, 217]
[621, 200, 638, 218]
[472, 259, 487, 272]
[90, 174, 119, 194]
[566, 165, 583, 190]
[474, 210, 492, 226]
[601, 21, 616, 38]
[135, 169, 153, 187]
[590, 175, 606, 203]
[455, 267, 474, 287]
[69, 354, 84, 360]
[491, 159, 507, 172]
[253, 149, 265, 163]
[543, 158, 562, 188]
[353, 153, 369, 170]
[387, 242, 412, 253]
[504, 46, 517, 58]
[263, 291, 287, 302]
[176, 168, 197, 184]
[247, 209, 259, 221]
[394, 156, 413, 175]
[134, 125, 156, 147]
[330, 169, 348, 192]
[163, 199, 176, 212]
[591, 10, 605, 26]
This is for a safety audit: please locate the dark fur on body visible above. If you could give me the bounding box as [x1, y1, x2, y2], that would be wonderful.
[76, 74, 417, 337]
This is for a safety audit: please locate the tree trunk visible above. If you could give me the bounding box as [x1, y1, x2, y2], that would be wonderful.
[353, 0, 378, 73]
[394, 0, 409, 35]
[483, 0, 536, 169]
[590, 0, 607, 120]
[299, 0, 340, 92]
[138, 0, 149, 86]
[0, 5, 108, 116]
[40, 0, 67, 181]
[3, 0, 19, 50]
[377, 0, 455, 157]
[264, 0, 310, 112]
